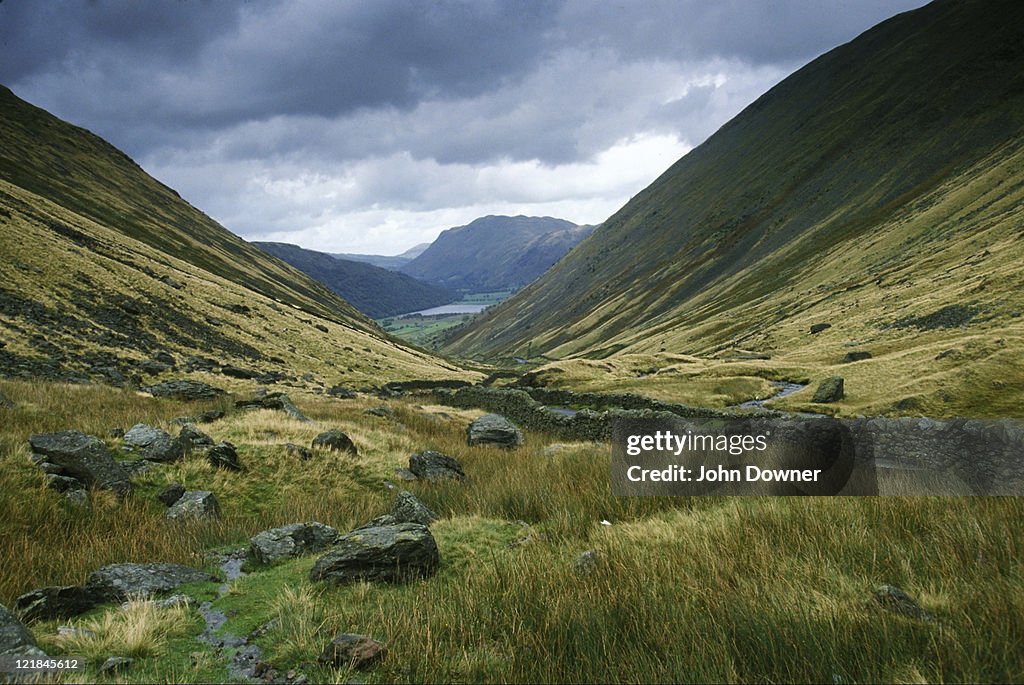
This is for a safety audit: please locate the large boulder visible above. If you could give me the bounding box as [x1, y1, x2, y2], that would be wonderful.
[0, 603, 47, 659]
[207, 442, 243, 471]
[235, 393, 311, 422]
[123, 424, 185, 463]
[139, 379, 225, 400]
[29, 431, 132, 496]
[309, 523, 440, 584]
[14, 586, 100, 622]
[312, 429, 358, 456]
[165, 490, 221, 520]
[391, 491, 438, 526]
[85, 563, 217, 602]
[249, 522, 340, 565]
[467, 413, 524, 448]
[408, 450, 465, 482]
[156, 483, 186, 507]
[812, 376, 845, 403]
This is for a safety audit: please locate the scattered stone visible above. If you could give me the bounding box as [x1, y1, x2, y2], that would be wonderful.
[843, 351, 873, 363]
[318, 634, 386, 669]
[222, 365, 259, 379]
[46, 474, 83, 492]
[184, 356, 219, 373]
[123, 424, 184, 463]
[178, 424, 213, 450]
[935, 348, 961, 361]
[198, 410, 225, 423]
[159, 275, 184, 290]
[140, 379, 225, 400]
[872, 585, 936, 622]
[126, 594, 191, 610]
[29, 431, 132, 496]
[393, 468, 417, 481]
[157, 483, 186, 507]
[575, 549, 602, 575]
[285, 443, 313, 460]
[56, 626, 96, 639]
[314, 323, 329, 333]
[409, 450, 465, 481]
[138, 360, 172, 375]
[810, 323, 832, 334]
[311, 429, 358, 456]
[364, 406, 394, 418]
[207, 442, 243, 471]
[14, 586, 101, 622]
[86, 563, 217, 602]
[235, 393, 311, 422]
[326, 385, 357, 399]
[249, 522, 340, 565]
[0, 603, 48, 658]
[309, 523, 440, 584]
[120, 460, 155, 476]
[811, 376, 845, 403]
[100, 656, 134, 674]
[63, 489, 91, 509]
[390, 491, 438, 526]
[166, 490, 221, 521]
[467, 413, 524, 448]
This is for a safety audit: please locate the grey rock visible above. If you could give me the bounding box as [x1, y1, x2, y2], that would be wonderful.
[85, 563, 217, 602]
[812, 376, 845, 403]
[63, 489, 91, 509]
[810, 323, 832, 334]
[123, 424, 165, 447]
[843, 351, 873, 363]
[393, 468, 417, 481]
[249, 522, 340, 565]
[311, 429, 358, 456]
[123, 425, 185, 463]
[0, 603, 48, 659]
[166, 490, 221, 520]
[285, 443, 313, 460]
[318, 633, 386, 669]
[408, 450, 465, 481]
[872, 585, 936, 622]
[222, 365, 258, 379]
[178, 424, 213, 450]
[157, 483, 186, 507]
[326, 385, 357, 399]
[208, 442, 243, 471]
[575, 549, 602, 575]
[46, 474, 82, 492]
[14, 586, 101, 622]
[390, 491, 438, 526]
[29, 431, 131, 496]
[467, 413, 524, 448]
[309, 523, 440, 585]
[364, 406, 394, 418]
[140, 379, 225, 401]
[235, 393, 311, 422]
[198, 410, 225, 423]
[100, 656, 134, 674]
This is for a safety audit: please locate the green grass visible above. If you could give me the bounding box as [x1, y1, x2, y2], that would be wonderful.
[2, 377, 1022, 683]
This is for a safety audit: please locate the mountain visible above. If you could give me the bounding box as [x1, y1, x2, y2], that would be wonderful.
[254, 241, 455, 318]
[332, 243, 431, 270]
[400, 215, 593, 291]
[0, 85, 473, 385]
[443, 0, 1024, 416]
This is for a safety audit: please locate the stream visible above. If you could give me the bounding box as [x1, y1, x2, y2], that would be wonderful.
[732, 381, 807, 410]
[196, 549, 263, 682]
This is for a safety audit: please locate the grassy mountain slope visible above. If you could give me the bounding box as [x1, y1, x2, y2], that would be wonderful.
[254, 241, 455, 318]
[400, 215, 591, 291]
[332, 242, 431, 270]
[444, 0, 1024, 417]
[0, 85, 474, 384]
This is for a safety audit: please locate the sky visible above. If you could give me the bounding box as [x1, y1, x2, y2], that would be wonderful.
[0, 0, 929, 255]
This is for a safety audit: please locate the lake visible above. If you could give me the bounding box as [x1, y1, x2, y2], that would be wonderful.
[402, 303, 490, 316]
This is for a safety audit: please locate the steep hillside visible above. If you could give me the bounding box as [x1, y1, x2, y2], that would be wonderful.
[444, 0, 1024, 417]
[255, 242, 454, 318]
[333, 242, 430, 270]
[0, 85, 475, 385]
[400, 215, 591, 291]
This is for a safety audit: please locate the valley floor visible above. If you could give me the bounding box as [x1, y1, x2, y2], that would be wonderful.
[1, 377, 1021, 683]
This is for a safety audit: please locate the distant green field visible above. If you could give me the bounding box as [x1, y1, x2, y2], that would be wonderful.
[379, 290, 513, 346]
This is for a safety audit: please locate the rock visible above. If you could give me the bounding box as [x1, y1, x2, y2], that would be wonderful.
[139, 379, 225, 401]
[178, 424, 213, 450]
[64, 489, 91, 509]
[46, 474, 82, 492]
[86, 563, 217, 602]
[100, 656, 133, 674]
[309, 523, 440, 584]
[326, 385, 357, 399]
[467, 413, 524, 448]
[393, 468, 417, 481]
[0, 603, 48, 659]
[123, 424, 184, 463]
[198, 410, 225, 423]
[872, 585, 936, 622]
[810, 323, 832, 334]
[138, 360, 172, 375]
[390, 491, 438, 526]
[812, 376, 845, 403]
[108, 427, 125, 438]
[29, 431, 132, 496]
[128, 594, 191, 610]
[285, 443, 313, 460]
[408, 450, 465, 481]
[14, 586, 101, 622]
[311, 429, 358, 456]
[152, 351, 177, 368]
[208, 442, 243, 471]
[222, 365, 258, 379]
[235, 393, 311, 422]
[935, 348, 961, 361]
[314, 323, 329, 333]
[249, 522, 340, 565]
[575, 550, 602, 575]
[157, 483, 186, 507]
[318, 633, 386, 669]
[166, 490, 221, 520]
[159, 275, 184, 290]
[364, 406, 394, 418]
[843, 351, 873, 363]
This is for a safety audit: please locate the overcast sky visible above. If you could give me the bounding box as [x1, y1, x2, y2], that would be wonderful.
[0, 0, 928, 254]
